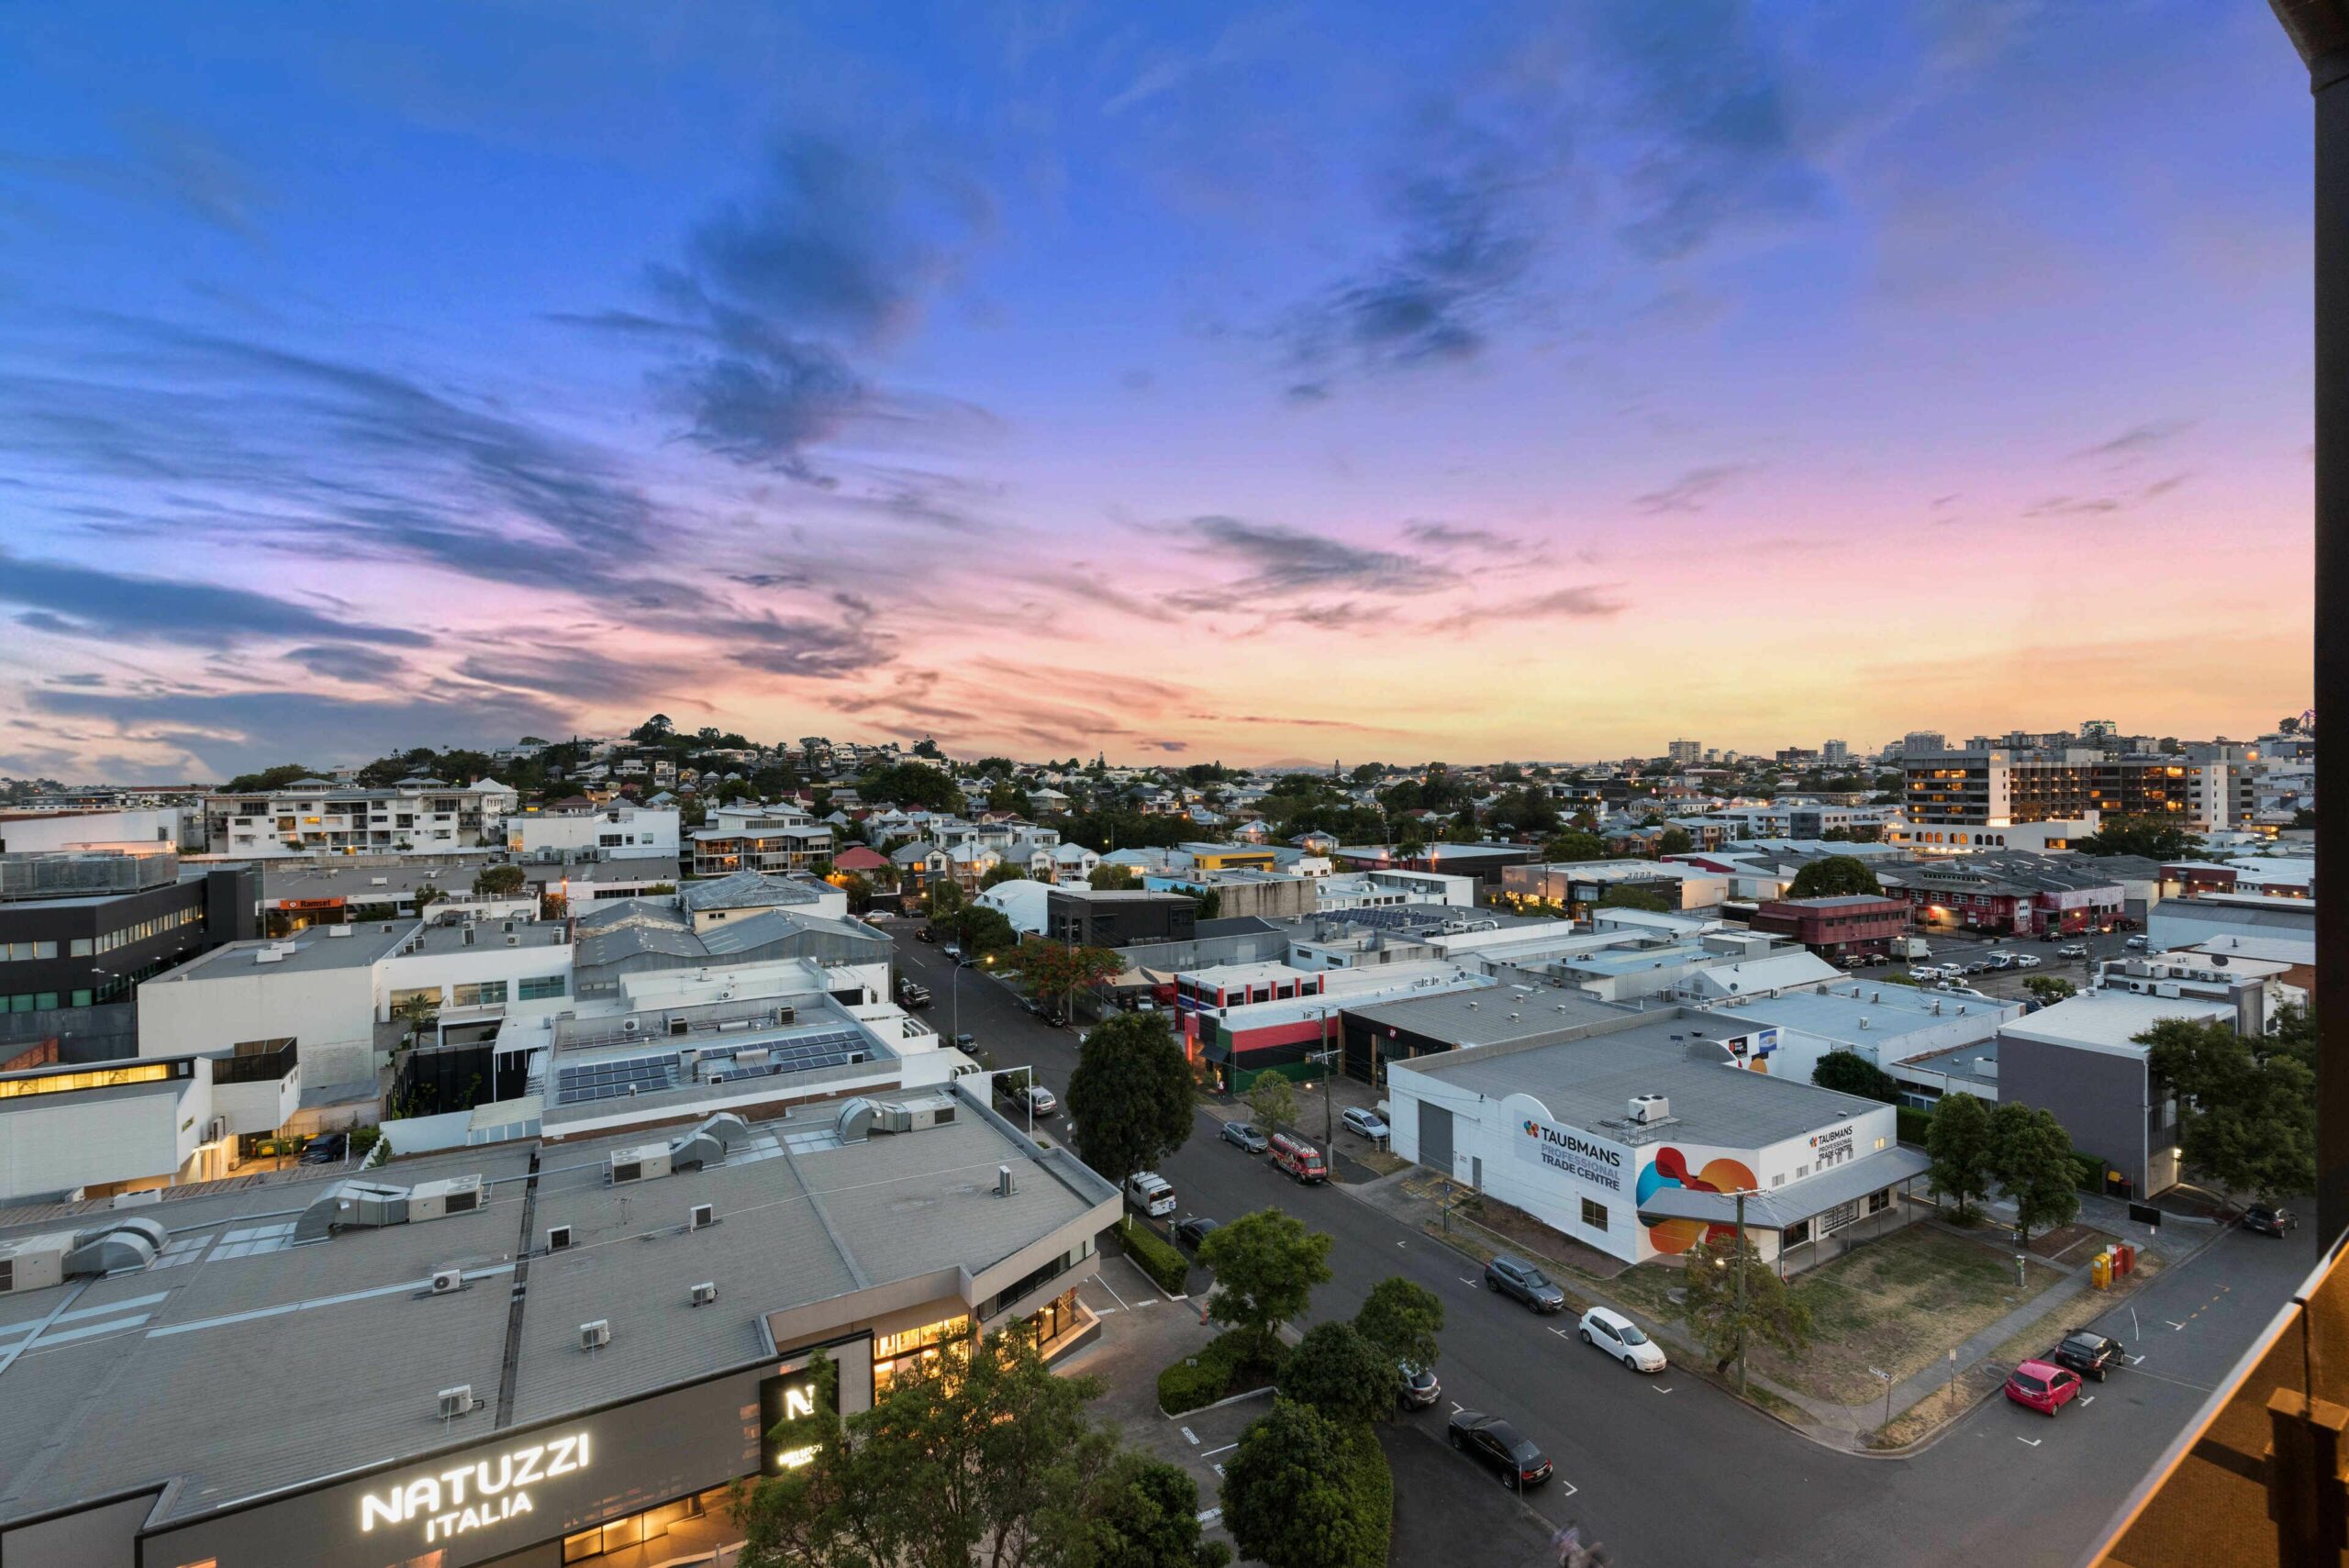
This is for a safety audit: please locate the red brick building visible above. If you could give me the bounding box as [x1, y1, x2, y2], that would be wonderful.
[1749, 894, 1909, 960]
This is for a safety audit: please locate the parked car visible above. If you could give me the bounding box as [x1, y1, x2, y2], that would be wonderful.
[2004, 1359, 2085, 1416]
[2051, 1330, 2125, 1382]
[2057, 943, 2088, 958]
[298, 1133, 347, 1165]
[1578, 1307, 1666, 1372]
[942, 944, 963, 962]
[1220, 1120, 1270, 1154]
[1483, 1253, 1566, 1313]
[1906, 967, 1941, 983]
[917, 927, 938, 942]
[1124, 1171, 1177, 1218]
[2012, 954, 2043, 968]
[999, 1081, 1058, 1118]
[1397, 1361, 1441, 1409]
[1446, 1411, 1553, 1490]
[952, 1032, 977, 1050]
[2244, 1204, 2299, 1237]
[1173, 1216, 1220, 1251]
[1269, 1132, 1329, 1184]
[2124, 934, 2151, 951]
[1963, 961, 1991, 975]
[1986, 951, 2018, 970]
[1341, 1106, 1390, 1140]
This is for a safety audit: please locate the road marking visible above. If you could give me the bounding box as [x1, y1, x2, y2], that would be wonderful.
[1197, 1507, 1221, 1527]
[2079, 1396, 2095, 1406]
[1397, 1240, 1407, 1248]
[1549, 1327, 1575, 1340]
[2018, 1437, 2043, 1448]
[1553, 1478, 1580, 1497]
[1458, 1276, 1476, 1286]
[1212, 1463, 1225, 1477]
[1449, 1401, 1464, 1414]
[1201, 1441, 1239, 1458]
[1181, 1426, 1198, 1445]
[2166, 1320, 2187, 1331]
[1653, 1384, 1674, 1395]
[1097, 1273, 1132, 1311]
[2127, 1353, 2147, 1365]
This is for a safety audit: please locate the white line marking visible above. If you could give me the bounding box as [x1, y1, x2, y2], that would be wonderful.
[2018, 1436, 2043, 1447]
[1097, 1273, 1131, 1310]
[1181, 1426, 1198, 1445]
[1653, 1384, 1673, 1394]
[1458, 1276, 1476, 1285]
[1549, 1327, 1574, 1340]
[1449, 1401, 1464, 1413]
[2166, 1320, 2187, 1331]
[1201, 1441, 1239, 1458]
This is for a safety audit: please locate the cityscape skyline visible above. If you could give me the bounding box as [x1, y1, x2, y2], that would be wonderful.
[0, 3, 2316, 783]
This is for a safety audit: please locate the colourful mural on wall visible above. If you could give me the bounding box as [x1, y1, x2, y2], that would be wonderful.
[1635, 1144, 1758, 1256]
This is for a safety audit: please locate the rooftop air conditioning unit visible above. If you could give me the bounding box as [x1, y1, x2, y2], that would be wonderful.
[608, 1144, 671, 1184]
[430, 1267, 465, 1295]
[1628, 1094, 1670, 1125]
[622, 1018, 640, 1033]
[688, 1203, 715, 1230]
[580, 1319, 611, 1352]
[438, 1385, 474, 1419]
[411, 1175, 483, 1221]
[546, 1224, 573, 1251]
[691, 1281, 718, 1307]
[506, 935, 518, 946]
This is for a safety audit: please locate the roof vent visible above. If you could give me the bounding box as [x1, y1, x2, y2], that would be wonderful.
[546, 1224, 573, 1252]
[1857, 1017, 1870, 1029]
[691, 1281, 718, 1307]
[996, 1163, 1015, 1197]
[836, 1098, 878, 1142]
[580, 1319, 611, 1352]
[1629, 1093, 1670, 1125]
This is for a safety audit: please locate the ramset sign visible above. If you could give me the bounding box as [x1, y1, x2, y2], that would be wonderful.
[1515, 1116, 1626, 1193]
[357, 1430, 592, 1547]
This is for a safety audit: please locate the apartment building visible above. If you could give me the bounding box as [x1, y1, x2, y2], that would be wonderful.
[206, 778, 518, 857]
[507, 804, 681, 862]
[1904, 749, 2253, 832]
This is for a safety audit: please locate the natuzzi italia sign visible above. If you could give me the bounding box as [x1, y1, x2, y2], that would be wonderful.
[358, 1429, 592, 1547]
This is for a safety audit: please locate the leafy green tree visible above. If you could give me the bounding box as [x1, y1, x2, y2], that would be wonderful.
[1811, 1050, 1899, 1104]
[1278, 1321, 1393, 1429]
[2142, 1008, 2317, 1203]
[1015, 938, 1126, 1006]
[836, 872, 874, 914]
[1676, 1231, 1813, 1391]
[412, 884, 444, 917]
[2022, 974, 2077, 1007]
[928, 877, 966, 920]
[1926, 1090, 1997, 1221]
[1654, 826, 1695, 856]
[1348, 762, 1385, 786]
[1196, 1209, 1333, 1358]
[1244, 1072, 1300, 1137]
[472, 864, 527, 896]
[981, 862, 1030, 889]
[1987, 1101, 2081, 1247]
[1541, 829, 1608, 862]
[954, 905, 1019, 956]
[1219, 1400, 1375, 1568]
[1189, 889, 1223, 921]
[1089, 863, 1140, 891]
[736, 1332, 1119, 1568]
[220, 762, 321, 793]
[1352, 1277, 1443, 1376]
[1787, 855, 1882, 898]
[861, 761, 964, 813]
[1066, 1454, 1231, 1568]
[1486, 786, 1559, 838]
[2072, 814, 2200, 860]
[1066, 1012, 1196, 1189]
[1598, 884, 1672, 913]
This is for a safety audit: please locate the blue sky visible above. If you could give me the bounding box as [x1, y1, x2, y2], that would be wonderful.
[0, 1, 2316, 781]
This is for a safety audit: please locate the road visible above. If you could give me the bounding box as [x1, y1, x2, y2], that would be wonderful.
[887, 922, 2311, 1567]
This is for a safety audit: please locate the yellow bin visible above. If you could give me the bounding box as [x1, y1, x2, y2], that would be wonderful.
[2091, 1254, 2113, 1290]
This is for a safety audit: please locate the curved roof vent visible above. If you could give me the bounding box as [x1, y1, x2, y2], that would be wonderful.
[836, 1097, 878, 1142]
[63, 1217, 167, 1277]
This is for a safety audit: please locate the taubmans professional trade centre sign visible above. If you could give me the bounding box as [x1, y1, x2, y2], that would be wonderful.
[1514, 1113, 1628, 1193]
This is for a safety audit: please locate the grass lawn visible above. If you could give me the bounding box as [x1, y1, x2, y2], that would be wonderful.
[1351, 1150, 1410, 1177]
[1750, 1226, 2065, 1407]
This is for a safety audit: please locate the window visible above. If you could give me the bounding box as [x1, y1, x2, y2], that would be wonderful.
[451, 980, 508, 1006]
[518, 974, 567, 1001]
[1580, 1197, 1609, 1231]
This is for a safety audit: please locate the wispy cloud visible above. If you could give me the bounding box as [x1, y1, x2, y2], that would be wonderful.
[1631, 463, 1751, 515]
[0, 553, 427, 650]
[2076, 417, 2196, 463]
[1167, 516, 1451, 604]
[27, 687, 570, 780]
[1403, 520, 1523, 553]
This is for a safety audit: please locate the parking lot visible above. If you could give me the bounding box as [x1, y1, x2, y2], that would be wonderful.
[1845, 924, 2142, 1006]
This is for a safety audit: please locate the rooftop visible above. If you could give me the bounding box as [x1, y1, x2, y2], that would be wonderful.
[1713, 982, 2016, 1045]
[1998, 990, 2235, 1058]
[1343, 985, 1624, 1050]
[0, 1087, 1113, 1531]
[148, 920, 419, 981]
[1391, 1009, 1887, 1149]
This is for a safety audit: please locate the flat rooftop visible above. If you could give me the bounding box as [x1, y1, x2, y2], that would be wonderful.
[0, 1088, 1112, 1531]
[147, 921, 418, 981]
[261, 856, 683, 902]
[1392, 1009, 1885, 1149]
[1343, 986, 1624, 1050]
[1715, 983, 2015, 1044]
[1999, 990, 2235, 1057]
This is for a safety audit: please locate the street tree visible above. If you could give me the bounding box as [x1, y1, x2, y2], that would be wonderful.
[836, 872, 874, 914]
[1810, 1050, 1899, 1104]
[1926, 1090, 1997, 1221]
[2021, 974, 2077, 1007]
[1065, 1454, 1231, 1568]
[928, 878, 966, 920]
[1219, 1400, 1376, 1568]
[1598, 884, 1671, 914]
[1244, 1072, 1300, 1137]
[1196, 1208, 1332, 1360]
[982, 862, 1030, 888]
[1676, 1231, 1813, 1390]
[412, 884, 444, 917]
[1089, 864, 1140, 891]
[736, 1331, 1119, 1568]
[955, 905, 1020, 955]
[1015, 938, 1126, 1007]
[1987, 1101, 2081, 1247]
[472, 864, 527, 896]
[1352, 1277, 1443, 1375]
[2142, 1008, 2318, 1203]
[1541, 829, 1608, 862]
[2073, 814, 2200, 861]
[1787, 855, 1882, 898]
[1277, 1321, 1393, 1429]
[1654, 826, 1695, 856]
[1065, 1012, 1195, 1189]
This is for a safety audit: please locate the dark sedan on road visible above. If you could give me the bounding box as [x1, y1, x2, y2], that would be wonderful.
[1173, 1216, 1220, 1251]
[1484, 1253, 1567, 1313]
[2244, 1205, 2299, 1237]
[2051, 1330, 2125, 1382]
[1447, 1411, 1553, 1490]
[1219, 1121, 1269, 1153]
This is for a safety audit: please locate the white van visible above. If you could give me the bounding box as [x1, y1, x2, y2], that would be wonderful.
[1125, 1171, 1176, 1218]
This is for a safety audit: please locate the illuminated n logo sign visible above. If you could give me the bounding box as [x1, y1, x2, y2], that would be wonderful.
[784, 1385, 817, 1420]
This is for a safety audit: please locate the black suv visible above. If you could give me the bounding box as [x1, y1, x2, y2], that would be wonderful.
[2051, 1330, 2125, 1382]
[1483, 1253, 1567, 1313]
[2244, 1205, 2299, 1237]
[1447, 1411, 1552, 1490]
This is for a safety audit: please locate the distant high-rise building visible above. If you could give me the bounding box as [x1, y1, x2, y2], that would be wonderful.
[1901, 730, 1948, 758]
[1822, 740, 1850, 766]
[1666, 739, 1702, 766]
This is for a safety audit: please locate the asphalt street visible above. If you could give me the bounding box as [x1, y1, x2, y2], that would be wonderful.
[886, 922, 2312, 1567]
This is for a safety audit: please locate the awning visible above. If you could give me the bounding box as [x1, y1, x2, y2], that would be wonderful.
[1633, 1145, 1932, 1231]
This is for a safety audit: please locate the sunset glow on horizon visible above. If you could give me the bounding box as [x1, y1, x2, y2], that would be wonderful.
[0, 3, 2316, 780]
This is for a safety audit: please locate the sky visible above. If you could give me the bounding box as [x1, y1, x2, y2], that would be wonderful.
[0, 1, 2318, 783]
